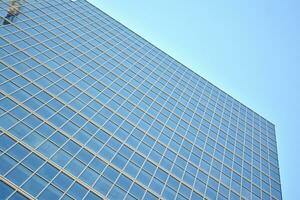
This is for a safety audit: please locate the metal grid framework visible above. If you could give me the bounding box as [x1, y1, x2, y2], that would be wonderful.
[0, 0, 282, 199]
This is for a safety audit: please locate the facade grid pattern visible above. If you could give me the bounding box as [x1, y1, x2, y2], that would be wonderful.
[0, 0, 282, 200]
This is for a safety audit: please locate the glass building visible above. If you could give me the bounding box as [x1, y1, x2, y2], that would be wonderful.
[0, 0, 282, 199]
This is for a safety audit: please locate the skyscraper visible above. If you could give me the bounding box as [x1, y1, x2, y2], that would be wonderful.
[0, 0, 282, 199]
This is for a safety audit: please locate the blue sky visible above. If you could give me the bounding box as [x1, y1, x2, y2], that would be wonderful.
[88, 1, 299, 199]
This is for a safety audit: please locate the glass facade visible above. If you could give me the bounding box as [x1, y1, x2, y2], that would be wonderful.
[0, 0, 282, 199]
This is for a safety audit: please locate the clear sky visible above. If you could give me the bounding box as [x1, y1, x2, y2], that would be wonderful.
[88, 0, 299, 199]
